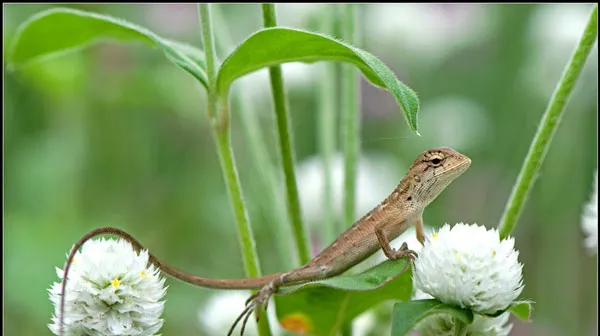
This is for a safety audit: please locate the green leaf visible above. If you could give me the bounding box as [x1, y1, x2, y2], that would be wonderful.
[391, 299, 474, 336]
[508, 300, 534, 321]
[7, 8, 208, 89]
[216, 27, 420, 134]
[274, 259, 413, 335]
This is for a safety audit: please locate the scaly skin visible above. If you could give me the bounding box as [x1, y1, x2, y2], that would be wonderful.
[57, 147, 471, 336]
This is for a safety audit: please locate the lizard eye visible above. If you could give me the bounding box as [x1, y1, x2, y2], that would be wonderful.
[430, 157, 443, 166]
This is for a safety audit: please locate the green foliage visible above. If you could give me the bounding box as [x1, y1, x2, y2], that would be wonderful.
[8, 8, 421, 135]
[508, 300, 535, 321]
[391, 299, 535, 335]
[274, 259, 413, 334]
[5, 4, 597, 336]
[391, 299, 474, 336]
[497, 4, 598, 238]
[7, 8, 208, 88]
[216, 27, 420, 133]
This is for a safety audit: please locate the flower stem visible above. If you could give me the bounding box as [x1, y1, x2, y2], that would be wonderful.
[318, 4, 338, 245]
[198, 1, 262, 278]
[212, 5, 294, 270]
[341, 4, 361, 230]
[497, 3, 598, 239]
[199, 5, 271, 335]
[261, 3, 312, 265]
[340, 5, 360, 336]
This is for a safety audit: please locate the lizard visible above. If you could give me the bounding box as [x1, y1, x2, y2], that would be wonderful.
[57, 147, 471, 336]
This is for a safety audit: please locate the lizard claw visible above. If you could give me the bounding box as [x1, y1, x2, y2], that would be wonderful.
[390, 242, 418, 261]
[390, 242, 418, 275]
[227, 282, 277, 336]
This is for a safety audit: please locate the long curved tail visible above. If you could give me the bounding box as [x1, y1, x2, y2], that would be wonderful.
[58, 227, 286, 336]
[64, 227, 286, 289]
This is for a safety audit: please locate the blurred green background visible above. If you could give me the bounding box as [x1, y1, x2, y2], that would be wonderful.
[4, 4, 597, 336]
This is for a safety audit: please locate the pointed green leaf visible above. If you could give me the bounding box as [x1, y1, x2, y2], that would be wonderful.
[508, 300, 534, 321]
[391, 299, 474, 336]
[8, 8, 207, 89]
[217, 27, 420, 134]
[274, 259, 413, 335]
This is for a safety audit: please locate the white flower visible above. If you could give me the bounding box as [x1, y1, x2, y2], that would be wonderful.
[413, 223, 523, 315]
[48, 238, 167, 336]
[412, 289, 513, 336]
[198, 291, 282, 336]
[582, 170, 598, 253]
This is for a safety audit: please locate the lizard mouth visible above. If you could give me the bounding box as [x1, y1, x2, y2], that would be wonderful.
[450, 157, 471, 175]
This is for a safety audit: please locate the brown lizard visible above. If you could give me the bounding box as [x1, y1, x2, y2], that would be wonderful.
[57, 147, 470, 336]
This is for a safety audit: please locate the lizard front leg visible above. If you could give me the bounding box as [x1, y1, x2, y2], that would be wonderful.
[416, 217, 425, 245]
[375, 222, 418, 261]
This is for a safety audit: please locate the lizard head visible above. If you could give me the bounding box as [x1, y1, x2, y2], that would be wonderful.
[406, 147, 471, 206]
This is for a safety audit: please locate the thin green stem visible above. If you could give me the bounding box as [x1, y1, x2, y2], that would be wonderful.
[341, 4, 361, 229]
[199, 2, 262, 277]
[318, 5, 338, 245]
[199, 5, 271, 335]
[339, 5, 360, 336]
[497, 3, 598, 239]
[212, 5, 293, 269]
[261, 3, 312, 265]
[212, 119, 262, 277]
[198, 4, 217, 122]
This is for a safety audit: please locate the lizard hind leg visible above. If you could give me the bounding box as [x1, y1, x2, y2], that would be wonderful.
[228, 265, 332, 336]
[227, 274, 287, 336]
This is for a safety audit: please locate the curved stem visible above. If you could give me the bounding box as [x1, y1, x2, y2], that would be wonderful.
[261, 3, 312, 265]
[498, 4, 598, 239]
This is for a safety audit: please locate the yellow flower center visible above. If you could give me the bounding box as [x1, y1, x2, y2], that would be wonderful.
[433, 232, 439, 239]
[111, 278, 121, 288]
[140, 270, 146, 277]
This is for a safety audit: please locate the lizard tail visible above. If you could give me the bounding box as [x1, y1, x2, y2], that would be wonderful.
[67, 227, 285, 290]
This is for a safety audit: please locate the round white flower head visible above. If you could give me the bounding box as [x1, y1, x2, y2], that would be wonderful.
[413, 223, 523, 315]
[581, 170, 598, 253]
[412, 289, 513, 336]
[198, 291, 282, 336]
[48, 238, 167, 336]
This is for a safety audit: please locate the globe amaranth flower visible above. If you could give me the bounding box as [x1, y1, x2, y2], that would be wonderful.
[413, 223, 524, 315]
[581, 170, 598, 253]
[48, 238, 167, 336]
[412, 289, 513, 336]
[198, 291, 282, 336]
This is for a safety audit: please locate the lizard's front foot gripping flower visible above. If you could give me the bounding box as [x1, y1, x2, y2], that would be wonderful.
[413, 223, 524, 315]
[48, 238, 167, 336]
